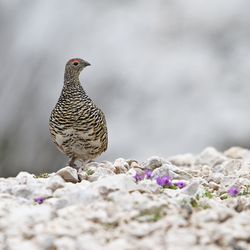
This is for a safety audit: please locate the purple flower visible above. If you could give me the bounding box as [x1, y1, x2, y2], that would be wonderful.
[228, 186, 239, 197]
[145, 170, 153, 179]
[34, 197, 45, 204]
[175, 181, 186, 189]
[133, 172, 144, 182]
[156, 176, 172, 187]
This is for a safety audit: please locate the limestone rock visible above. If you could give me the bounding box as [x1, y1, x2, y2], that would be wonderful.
[168, 153, 195, 167]
[152, 163, 191, 180]
[181, 180, 201, 196]
[56, 166, 79, 183]
[113, 158, 129, 173]
[195, 147, 227, 167]
[224, 146, 250, 160]
[89, 174, 138, 193]
[45, 174, 65, 191]
[142, 156, 168, 170]
[0, 149, 250, 249]
[86, 167, 114, 182]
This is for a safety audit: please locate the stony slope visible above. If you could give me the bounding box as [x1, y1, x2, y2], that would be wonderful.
[0, 147, 250, 250]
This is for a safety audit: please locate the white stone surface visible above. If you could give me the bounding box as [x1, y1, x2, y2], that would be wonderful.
[56, 166, 79, 183]
[1, 147, 250, 249]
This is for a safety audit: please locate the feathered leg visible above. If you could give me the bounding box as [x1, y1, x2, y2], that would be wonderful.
[68, 156, 77, 168]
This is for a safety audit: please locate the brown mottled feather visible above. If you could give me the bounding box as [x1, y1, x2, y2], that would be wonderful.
[49, 58, 108, 167]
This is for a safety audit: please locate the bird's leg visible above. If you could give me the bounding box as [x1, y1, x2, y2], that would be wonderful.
[79, 160, 87, 170]
[68, 156, 77, 168]
[77, 160, 96, 182]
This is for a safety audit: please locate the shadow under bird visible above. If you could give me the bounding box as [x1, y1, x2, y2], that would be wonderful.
[49, 58, 108, 168]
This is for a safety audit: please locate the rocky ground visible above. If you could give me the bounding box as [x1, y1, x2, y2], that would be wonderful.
[0, 147, 250, 250]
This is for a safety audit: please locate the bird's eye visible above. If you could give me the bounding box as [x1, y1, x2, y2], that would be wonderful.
[73, 62, 79, 66]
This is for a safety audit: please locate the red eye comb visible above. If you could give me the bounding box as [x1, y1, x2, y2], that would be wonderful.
[69, 59, 80, 64]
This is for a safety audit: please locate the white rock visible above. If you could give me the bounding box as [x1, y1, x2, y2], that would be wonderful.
[222, 159, 242, 176]
[211, 163, 224, 174]
[6, 238, 39, 250]
[53, 182, 94, 207]
[126, 168, 137, 177]
[219, 176, 237, 188]
[84, 161, 100, 169]
[122, 221, 157, 238]
[100, 160, 115, 171]
[166, 228, 197, 247]
[168, 153, 195, 166]
[11, 184, 32, 198]
[195, 147, 227, 167]
[181, 181, 200, 196]
[45, 215, 84, 237]
[56, 166, 79, 183]
[113, 158, 129, 173]
[208, 181, 219, 190]
[152, 164, 177, 179]
[152, 163, 191, 180]
[237, 177, 250, 187]
[236, 162, 250, 177]
[211, 172, 224, 184]
[11, 173, 52, 199]
[106, 238, 130, 250]
[224, 146, 250, 160]
[53, 236, 77, 250]
[77, 234, 103, 250]
[35, 234, 54, 249]
[136, 179, 161, 193]
[201, 165, 212, 177]
[171, 168, 193, 180]
[86, 167, 114, 182]
[16, 171, 36, 184]
[192, 202, 234, 223]
[0, 179, 15, 194]
[130, 161, 144, 170]
[45, 174, 65, 191]
[46, 197, 69, 210]
[1, 151, 250, 249]
[32, 186, 52, 198]
[78, 161, 115, 181]
[142, 156, 168, 170]
[224, 196, 250, 212]
[89, 174, 138, 193]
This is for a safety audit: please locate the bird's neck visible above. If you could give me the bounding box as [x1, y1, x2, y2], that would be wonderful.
[63, 70, 81, 88]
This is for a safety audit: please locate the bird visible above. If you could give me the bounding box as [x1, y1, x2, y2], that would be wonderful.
[49, 58, 108, 168]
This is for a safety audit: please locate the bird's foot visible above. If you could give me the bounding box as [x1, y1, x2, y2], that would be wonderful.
[68, 157, 79, 169]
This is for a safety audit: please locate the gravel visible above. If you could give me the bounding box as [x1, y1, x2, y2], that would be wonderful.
[0, 147, 250, 250]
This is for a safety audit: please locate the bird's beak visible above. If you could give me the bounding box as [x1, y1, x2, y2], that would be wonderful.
[84, 61, 91, 67]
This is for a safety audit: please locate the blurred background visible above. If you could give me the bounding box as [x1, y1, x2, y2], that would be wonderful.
[1, 0, 250, 176]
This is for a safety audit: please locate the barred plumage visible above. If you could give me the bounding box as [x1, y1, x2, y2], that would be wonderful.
[49, 58, 108, 167]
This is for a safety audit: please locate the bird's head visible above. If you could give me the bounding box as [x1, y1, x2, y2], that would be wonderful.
[65, 58, 91, 73]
